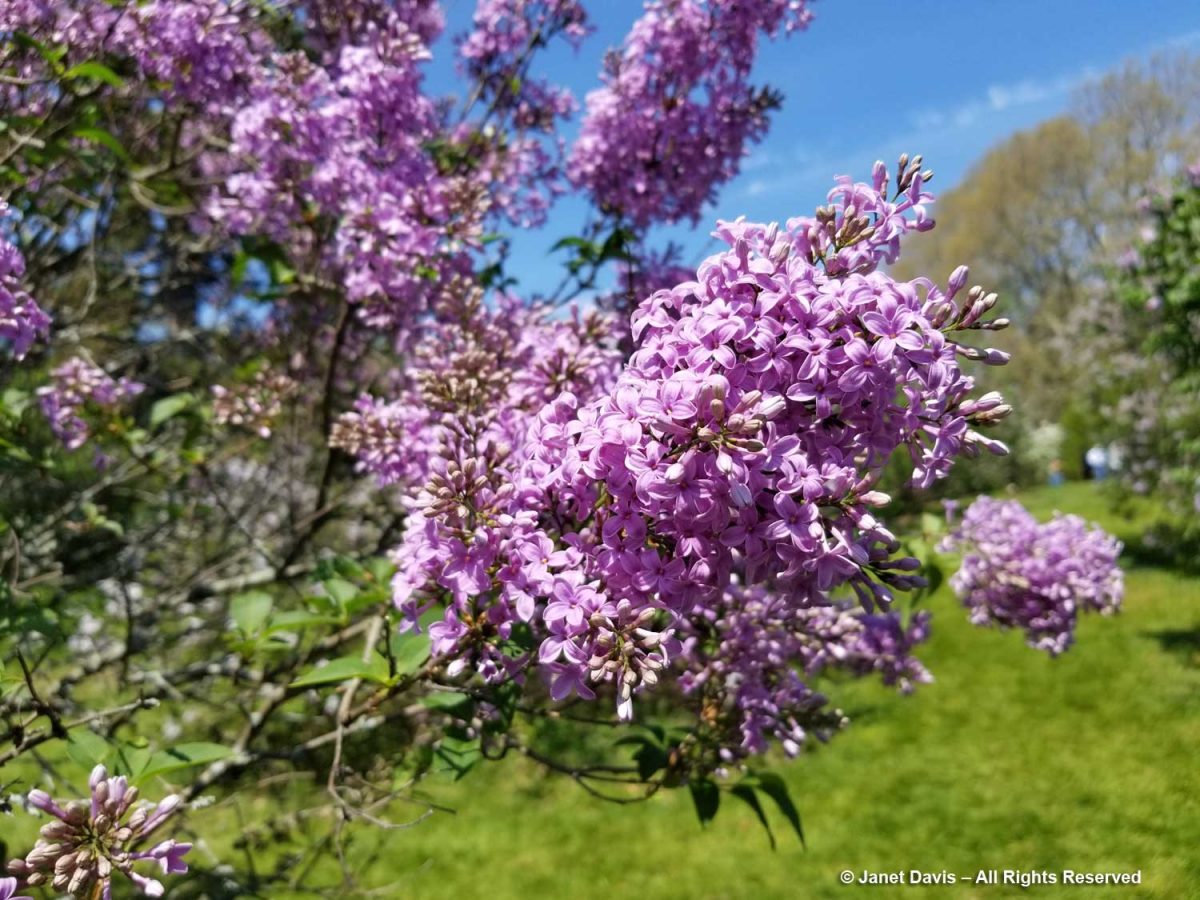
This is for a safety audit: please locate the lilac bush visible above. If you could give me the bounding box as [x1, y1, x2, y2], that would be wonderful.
[0, 1, 1127, 892]
[940, 497, 1124, 655]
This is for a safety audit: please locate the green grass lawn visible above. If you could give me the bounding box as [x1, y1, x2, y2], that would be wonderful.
[6, 483, 1198, 898]
[330, 482, 1200, 899]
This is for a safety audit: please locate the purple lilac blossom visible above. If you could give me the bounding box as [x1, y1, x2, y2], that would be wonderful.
[569, 0, 813, 228]
[1, 204, 51, 359]
[37, 357, 144, 450]
[939, 497, 1124, 656]
[7, 765, 189, 898]
[388, 159, 1012, 745]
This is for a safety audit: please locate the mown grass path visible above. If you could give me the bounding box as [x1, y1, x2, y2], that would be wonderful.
[370, 483, 1199, 899]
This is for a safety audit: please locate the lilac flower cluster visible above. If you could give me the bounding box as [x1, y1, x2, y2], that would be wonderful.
[38, 357, 144, 450]
[212, 369, 299, 438]
[333, 290, 623, 495]
[678, 585, 931, 759]
[8, 765, 189, 898]
[940, 497, 1124, 656]
[387, 160, 1011, 754]
[458, 0, 588, 128]
[569, 0, 813, 228]
[1, 205, 51, 359]
[209, 15, 458, 332]
[2, 0, 263, 113]
[5, 0, 580, 340]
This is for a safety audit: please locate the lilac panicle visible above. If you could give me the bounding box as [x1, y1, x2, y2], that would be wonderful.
[37, 357, 144, 451]
[940, 497, 1123, 655]
[1, 203, 51, 359]
[385, 158, 1009, 743]
[8, 765, 190, 898]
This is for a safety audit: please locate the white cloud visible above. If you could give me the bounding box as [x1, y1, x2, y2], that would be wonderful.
[913, 66, 1097, 133]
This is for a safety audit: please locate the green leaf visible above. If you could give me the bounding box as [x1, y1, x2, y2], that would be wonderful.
[1, 388, 31, 418]
[322, 577, 357, 609]
[138, 742, 234, 781]
[391, 632, 431, 676]
[421, 690, 472, 713]
[66, 730, 112, 769]
[633, 743, 668, 781]
[72, 127, 129, 162]
[263, 610, 340, 635]
[113, 743, 152, 779]
[751, 771, 805, 847]
[731, 783, 776, 849]
[63, 61, 124, 88]
[689, 779, 720, 826]
[290, 655, 389, 688]
[149, 393, 193, 428]
[922, 558, 944, 597]
[230, 590, 273, 635]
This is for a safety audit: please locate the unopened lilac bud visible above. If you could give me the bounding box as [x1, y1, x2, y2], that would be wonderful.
[966, 430, 1009, 455]
[665, 462, 686, 483]
[947, 265, 969, 299]
[858, 490, 891, 507]
[759, 395, 789, 422]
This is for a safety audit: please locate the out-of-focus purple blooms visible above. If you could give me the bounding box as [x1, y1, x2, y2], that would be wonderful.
[940, 497, 1123, 656]
[1, 205, 51, 359]
[7, 765, 189, 898]
[37, 357, 144, 450]
[0, 876, 32, 900]
[569, 0, 812, 228]
[212, 368, 298, 438]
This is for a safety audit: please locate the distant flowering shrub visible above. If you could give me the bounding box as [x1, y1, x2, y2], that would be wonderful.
[940, 497, 1124, 655]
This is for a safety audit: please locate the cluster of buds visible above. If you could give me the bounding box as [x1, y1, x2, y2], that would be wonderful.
[810, 202, 877, 258]
[958, 391, 1013, 428]
[8, 766, 190, 898]
[892, 152, 933, 199]
[582, 602, 675, 720]
[211, 368, 298, 438]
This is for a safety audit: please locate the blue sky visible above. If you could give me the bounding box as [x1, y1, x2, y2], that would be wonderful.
[426, 0, 1200, 295]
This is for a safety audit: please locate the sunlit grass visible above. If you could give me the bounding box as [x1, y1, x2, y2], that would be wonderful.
[331, 481, 1200, 899]
[5, 482, 1197, 898]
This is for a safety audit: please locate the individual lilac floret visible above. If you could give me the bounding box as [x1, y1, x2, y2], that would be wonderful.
[37, 357, 145, 450]
[0, 876, 32, 900]
[7, 765, 190, 898]
[939, 497, 1123, 655]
